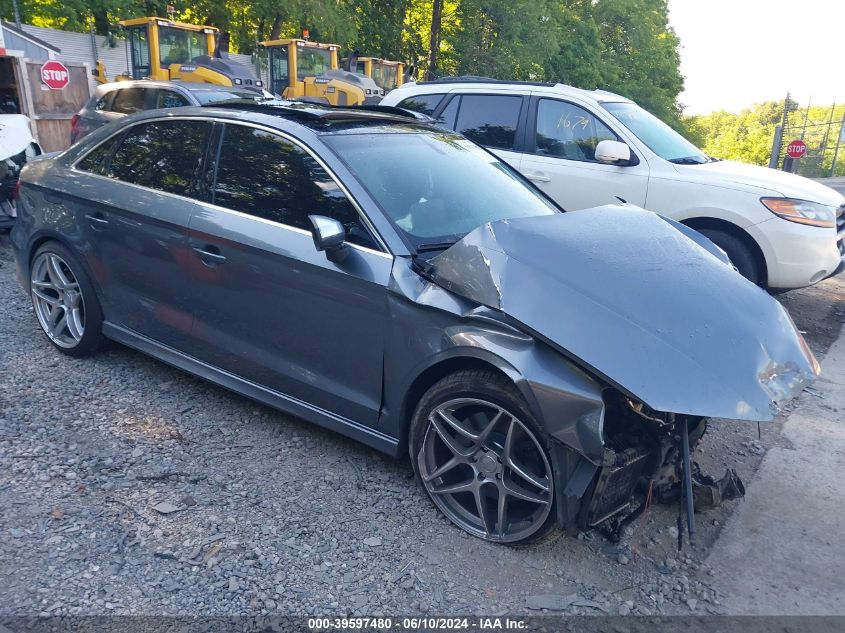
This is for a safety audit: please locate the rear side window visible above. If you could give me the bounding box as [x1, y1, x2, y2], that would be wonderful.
[154, 89, 190, 109]
[396, 94, 445, 116]
[453, 95, 523, 150]
[212, 124, 378, 249]
[76, 136, 121, 175]
[111, 88, 147, 115]
[534, 99, 617, 161]
[108, 120, 210, 197]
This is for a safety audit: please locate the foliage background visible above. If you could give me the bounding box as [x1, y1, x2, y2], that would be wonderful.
[4, 0, 843, 171]
[1, 0, 686, 126]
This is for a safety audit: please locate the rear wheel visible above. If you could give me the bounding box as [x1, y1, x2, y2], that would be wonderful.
[30, 241, 105, 356]
[698, 229, 761, 285]
[409, 370, 558, 544]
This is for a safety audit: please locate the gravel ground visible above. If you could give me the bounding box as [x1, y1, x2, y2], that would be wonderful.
[1, 234, 843, 618]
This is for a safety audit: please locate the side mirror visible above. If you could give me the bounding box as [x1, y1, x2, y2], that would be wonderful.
[308, 215, 347, 261]
[595, 140, 632, 165]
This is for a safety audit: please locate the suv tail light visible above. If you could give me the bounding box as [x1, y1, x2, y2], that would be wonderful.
[70, 114, 81, 142]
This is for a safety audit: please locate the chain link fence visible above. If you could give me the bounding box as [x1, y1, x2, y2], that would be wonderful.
[770, 99, 845, 178]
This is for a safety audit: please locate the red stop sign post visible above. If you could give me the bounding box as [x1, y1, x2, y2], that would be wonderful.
[40, 61, 70, 90]
[786, 139, 807, 159]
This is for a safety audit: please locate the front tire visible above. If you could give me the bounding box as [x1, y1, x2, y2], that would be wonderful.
[409, 369, 558, 544]
[30, 241, 105, 356]
[698, 229, 761, 285]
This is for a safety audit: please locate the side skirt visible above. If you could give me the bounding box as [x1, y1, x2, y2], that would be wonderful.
[102, 322, 402, 457]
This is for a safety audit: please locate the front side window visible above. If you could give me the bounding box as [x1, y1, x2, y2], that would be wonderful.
[396, 94, 444, 117]
[111, 88, 147, 115]
[453, 94, 523, 150]
[534, 99, 617, 161]
[324, 131, 557, 249]
[297, 46, 331, 80]
[212, 124, 377, 248]
[602, 101, 709, 164]
[155, 89, 190, 109]
[158, 26, 208, 68]
[108, 120, 210, 197]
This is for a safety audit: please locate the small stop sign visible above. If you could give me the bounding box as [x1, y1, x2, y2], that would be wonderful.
[786, 139, 807, 159]
[40, 61, 70, 90]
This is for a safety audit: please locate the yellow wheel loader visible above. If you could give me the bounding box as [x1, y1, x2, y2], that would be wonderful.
[261, 38, 384, 106]
[95, 17, 264, 92]
[346, 56, 405, 92]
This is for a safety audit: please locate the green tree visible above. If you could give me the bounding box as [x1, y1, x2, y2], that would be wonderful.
[591, 0, 684, 128]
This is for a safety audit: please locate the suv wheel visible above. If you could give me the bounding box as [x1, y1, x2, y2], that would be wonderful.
[698, 229, 761, 285]
[30, 242, 105, 356]
[410, 370, 558, 544]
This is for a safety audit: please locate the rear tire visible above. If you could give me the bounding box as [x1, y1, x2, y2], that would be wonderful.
[698, 229, 761, 285]
[409, 369, 559, 545]
[30, 241, 105, 357]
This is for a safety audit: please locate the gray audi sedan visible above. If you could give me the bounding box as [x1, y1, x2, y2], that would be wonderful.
[11, 101, 818, 544]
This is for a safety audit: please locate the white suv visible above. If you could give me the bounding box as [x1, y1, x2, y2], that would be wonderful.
[382, 80, 845, 289]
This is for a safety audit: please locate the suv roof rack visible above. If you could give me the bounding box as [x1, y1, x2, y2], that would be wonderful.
[422, 76, 557, 87]
[203, 99, 429, 123]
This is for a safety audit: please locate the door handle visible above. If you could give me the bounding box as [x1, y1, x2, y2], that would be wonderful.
[527, 173, 551, 183]
[192, 246, 227, 265]
[84, 213, 110, 229]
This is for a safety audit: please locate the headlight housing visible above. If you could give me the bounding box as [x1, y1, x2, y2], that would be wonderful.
[761, 197, 836, 228]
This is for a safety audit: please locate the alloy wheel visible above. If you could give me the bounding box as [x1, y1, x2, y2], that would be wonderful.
[30, 252, 86, 349]
[418, 397, 553, 542]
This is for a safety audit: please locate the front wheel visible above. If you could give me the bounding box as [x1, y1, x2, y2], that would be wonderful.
[698, 229, 761, 285]
[30, 241, 105, 356]
[409, 370, 558, 544]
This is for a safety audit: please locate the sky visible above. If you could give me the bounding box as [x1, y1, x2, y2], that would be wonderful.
[667, 0, 843, 115]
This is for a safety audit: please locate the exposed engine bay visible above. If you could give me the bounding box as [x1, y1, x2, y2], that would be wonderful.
[578, 392, 746, 547]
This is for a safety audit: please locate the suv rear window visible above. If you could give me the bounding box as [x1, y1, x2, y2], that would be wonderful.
[396, 94, 445, 116]
[453, 94, 522, 151]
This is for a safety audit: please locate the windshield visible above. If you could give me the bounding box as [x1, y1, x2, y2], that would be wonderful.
[325, 131, 558, 250]
[602, 101, 710, 164]
[297, 46, 332, 79]
[158, 26, 208, 68]
[372, 62, 398, 91]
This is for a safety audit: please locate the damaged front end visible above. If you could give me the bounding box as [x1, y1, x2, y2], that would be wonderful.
[575, 394, 745, 546]
[421, 206, 819, 543]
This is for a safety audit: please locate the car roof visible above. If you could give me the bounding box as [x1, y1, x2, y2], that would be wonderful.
[198, 99, 434, 132]
[390, 78, 633, 105]
[87, 100, 437, 137]
[96, 80, 259, 94]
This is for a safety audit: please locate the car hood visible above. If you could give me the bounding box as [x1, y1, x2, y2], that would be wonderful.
[676, 160, 845, 206]
[428, 206, 819, 421]
[0, 114, 34, 160]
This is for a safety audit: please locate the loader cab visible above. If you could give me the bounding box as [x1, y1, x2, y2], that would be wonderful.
[350, 57, 405, 92]
[120, 17, 217, 81]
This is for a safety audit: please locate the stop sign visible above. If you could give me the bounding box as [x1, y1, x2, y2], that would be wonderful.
[40, 61, 70, 90]
[786, 139, 807, 159]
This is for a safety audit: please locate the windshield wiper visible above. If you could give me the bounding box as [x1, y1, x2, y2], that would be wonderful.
[669, 157, 708, 165]
[415, 240, 459, 253]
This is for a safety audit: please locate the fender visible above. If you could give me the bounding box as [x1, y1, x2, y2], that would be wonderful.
[381, 261, 608, 463]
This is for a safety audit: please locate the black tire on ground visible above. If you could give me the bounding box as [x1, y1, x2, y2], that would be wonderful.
[409, 369, 560, 545]
[698, 229, 761, 285]
[30, 241, 106, 357]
